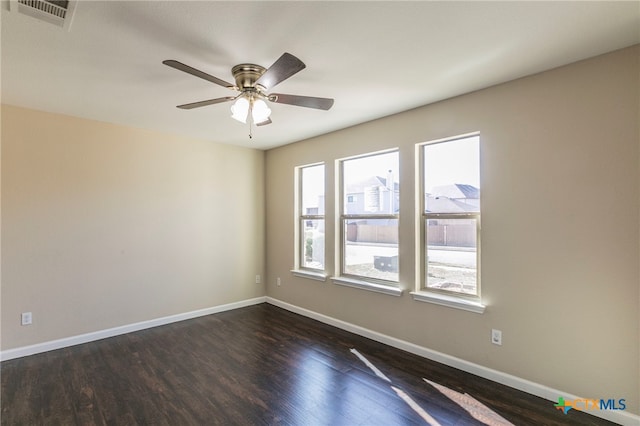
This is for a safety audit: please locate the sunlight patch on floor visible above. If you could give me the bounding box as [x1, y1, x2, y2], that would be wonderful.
[351, 348, 441, 425]
[424, 379, 514, 426]
[351, 348, 515, 426]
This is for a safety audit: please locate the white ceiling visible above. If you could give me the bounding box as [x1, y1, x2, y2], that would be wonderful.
[2, 1, 639, 150]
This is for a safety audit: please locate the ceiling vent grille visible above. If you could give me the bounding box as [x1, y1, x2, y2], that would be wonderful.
[9, 0, 76, 31]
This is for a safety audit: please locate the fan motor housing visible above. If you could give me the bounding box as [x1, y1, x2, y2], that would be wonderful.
[232, 64, 266, 90]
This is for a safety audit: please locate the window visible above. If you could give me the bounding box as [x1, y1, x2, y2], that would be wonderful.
[420, 135, 481, 302]
[298, 164, 325, 271]
[339, 150, 399, 285]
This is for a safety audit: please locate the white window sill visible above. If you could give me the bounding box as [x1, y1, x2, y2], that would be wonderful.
[331, 276, 403, 297]
[410, 291, 485, 314]
[291, 269, 327, 282]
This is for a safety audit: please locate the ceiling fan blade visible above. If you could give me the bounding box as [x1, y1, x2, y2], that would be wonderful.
[255, 53, 306, 90]
[163, 60, 235, 89]
[177, 97, 235, 110]
[270, 93, 334, 110]
[256, 118, 272, 126]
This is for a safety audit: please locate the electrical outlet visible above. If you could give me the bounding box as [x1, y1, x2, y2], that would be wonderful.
[255, 275, 261, 284]
[21, 312, 33, 326]
[491, 329, 502, 346]
[277, 277, 281, 286]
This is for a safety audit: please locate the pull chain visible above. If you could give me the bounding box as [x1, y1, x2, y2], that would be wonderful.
[248, 102, 253, 139]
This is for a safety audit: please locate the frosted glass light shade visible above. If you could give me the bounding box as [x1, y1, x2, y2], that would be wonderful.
[252, 99, 271, 124]
[231, 97, 249, 123]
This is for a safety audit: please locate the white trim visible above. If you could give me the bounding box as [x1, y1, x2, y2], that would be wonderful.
[290, 269, 327, 281]
[410, 291, 485, 314]
[331, 276, 403, 296]
[265, 297, 639, 426]
[0, 296, 267, 362]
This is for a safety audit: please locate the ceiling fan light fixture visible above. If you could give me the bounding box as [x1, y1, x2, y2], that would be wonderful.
[230, 97, 250, 123]
[165, 52, 334, 135]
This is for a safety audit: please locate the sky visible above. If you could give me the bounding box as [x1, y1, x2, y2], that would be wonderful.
[343, 151, 399, 184]
[423, 135, 480, 193]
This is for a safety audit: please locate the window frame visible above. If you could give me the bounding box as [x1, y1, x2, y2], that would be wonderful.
[294, 163, 326, 277]
[336, 149, 400, 289]
[413, 133, 485, 313]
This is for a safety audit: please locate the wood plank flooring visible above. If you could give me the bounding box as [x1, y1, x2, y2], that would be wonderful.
[1, 303, 618, 425]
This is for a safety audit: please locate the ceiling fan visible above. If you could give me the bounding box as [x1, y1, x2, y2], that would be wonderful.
[163, 52, 334, 135]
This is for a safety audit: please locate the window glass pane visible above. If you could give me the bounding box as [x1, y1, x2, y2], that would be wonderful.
[343, 218, 398, 282]
[424, 136, 479, 213]
[426, 217, 477, 295]
[343, 152, 399, 215]
[302, 219, 324, 270]
[302, 165, 324, 215]
[299, 164, 324, 271]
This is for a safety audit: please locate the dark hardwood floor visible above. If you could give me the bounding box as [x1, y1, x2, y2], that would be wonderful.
[1, 303, 618, 425]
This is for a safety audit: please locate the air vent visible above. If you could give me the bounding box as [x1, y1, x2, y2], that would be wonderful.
[9, 0, 77, 31]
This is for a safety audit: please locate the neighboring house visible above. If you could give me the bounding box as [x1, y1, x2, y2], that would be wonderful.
[346, 174, 400, 215]
[344, 174, 400, 245]
[306, 195, 325, 216]
[425, 183, 479, 213]
[425, 184, 479, 248]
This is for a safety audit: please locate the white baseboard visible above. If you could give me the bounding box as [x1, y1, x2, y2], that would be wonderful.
[0, 296, 267, 362]
[266, 297, 639, 426]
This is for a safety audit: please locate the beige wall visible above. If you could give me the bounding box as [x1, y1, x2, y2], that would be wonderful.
[265, 46, 639, 413]
[1, 105, 265, 349]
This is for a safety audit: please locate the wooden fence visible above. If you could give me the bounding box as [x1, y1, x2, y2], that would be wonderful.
[427, 223, 476, 247]
[346, 224, 398, 244]
[346, 222, 476, 247]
